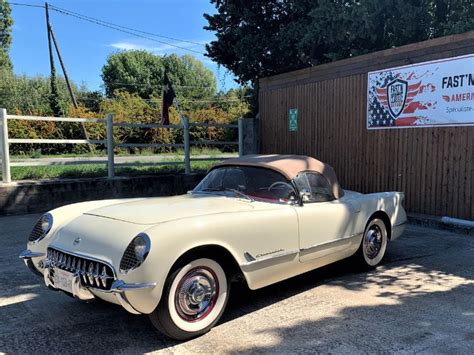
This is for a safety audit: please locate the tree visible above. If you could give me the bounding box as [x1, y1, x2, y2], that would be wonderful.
[204, 0, 314, 84]
[204, 0, 474, 84]
[0, 0, 13, 70]
[0, 71, 77, 115]
[429, 0, 474, 37]
[77, 89, 104, 113]
[101, 51, 217, 101]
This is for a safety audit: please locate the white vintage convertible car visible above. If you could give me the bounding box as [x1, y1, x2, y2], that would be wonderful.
[20, 155, 406, 340]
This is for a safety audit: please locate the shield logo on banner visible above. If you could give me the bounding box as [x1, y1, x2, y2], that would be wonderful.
[386, 79, 408, 118]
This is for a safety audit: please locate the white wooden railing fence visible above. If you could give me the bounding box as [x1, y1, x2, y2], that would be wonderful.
[0, 108, 243, 184]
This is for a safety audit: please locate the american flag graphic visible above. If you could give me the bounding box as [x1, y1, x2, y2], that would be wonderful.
[368, 70, 437, 128]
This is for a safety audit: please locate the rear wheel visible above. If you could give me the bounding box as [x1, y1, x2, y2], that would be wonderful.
[357, 218, 388, 268]
[149, 258, 229, 340]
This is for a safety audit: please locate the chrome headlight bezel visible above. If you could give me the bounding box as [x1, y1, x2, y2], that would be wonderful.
[119, 233, 151, 273]
[28, 213, 53, 244]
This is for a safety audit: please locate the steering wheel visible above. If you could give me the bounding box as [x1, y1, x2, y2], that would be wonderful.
[268, 181, 295, 191]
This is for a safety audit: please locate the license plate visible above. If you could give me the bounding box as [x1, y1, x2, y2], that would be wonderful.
[53, 268, 74, 293]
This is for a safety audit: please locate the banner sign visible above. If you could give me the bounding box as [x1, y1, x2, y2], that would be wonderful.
[367, 54, 474, 129]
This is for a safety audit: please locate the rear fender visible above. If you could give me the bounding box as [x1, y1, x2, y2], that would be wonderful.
[343, 191, 406, 237]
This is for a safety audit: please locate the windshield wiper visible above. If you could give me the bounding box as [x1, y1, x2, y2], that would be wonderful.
[198, 187, 254, 202]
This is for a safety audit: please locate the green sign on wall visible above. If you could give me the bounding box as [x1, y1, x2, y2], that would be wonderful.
[289, 108, 298, 132]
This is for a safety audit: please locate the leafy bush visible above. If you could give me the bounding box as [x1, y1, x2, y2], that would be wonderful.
[4, 82, 250, 155]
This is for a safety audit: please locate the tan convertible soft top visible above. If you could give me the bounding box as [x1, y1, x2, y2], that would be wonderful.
[212, 154, 344, 199]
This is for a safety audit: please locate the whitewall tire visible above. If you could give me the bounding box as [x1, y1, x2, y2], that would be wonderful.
[149, 258, 229, 340]
[358, 218, 388, 268]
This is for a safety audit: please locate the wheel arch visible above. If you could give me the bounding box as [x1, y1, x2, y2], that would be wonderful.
[367, 210, 392, 240]
[168, 244, 247, 285]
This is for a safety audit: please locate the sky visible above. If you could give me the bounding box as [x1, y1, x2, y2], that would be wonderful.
[9, 0, 238, 93]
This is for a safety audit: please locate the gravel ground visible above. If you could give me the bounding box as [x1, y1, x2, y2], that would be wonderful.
[1, 214, 473, 354]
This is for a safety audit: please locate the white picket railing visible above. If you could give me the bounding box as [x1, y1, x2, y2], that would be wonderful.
[0, 108, 243, 183]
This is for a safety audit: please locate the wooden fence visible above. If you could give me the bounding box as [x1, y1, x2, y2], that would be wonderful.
[259, 31, 474, 220]
[0, 109, 243, 183]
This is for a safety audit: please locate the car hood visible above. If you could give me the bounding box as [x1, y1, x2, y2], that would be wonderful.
[83, 194, 254, 225]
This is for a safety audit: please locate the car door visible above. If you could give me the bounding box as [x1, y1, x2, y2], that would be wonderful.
[293, 172, 354, 262]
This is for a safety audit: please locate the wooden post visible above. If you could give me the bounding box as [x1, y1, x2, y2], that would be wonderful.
[49, 28, 78, 109]
[0, 109, 11, 183]
[45, 3, 55, 85]
[47, 9, 90, 144]
[45, 2, 61, 118]
[106, 114, 115, 178]
[238, 118, 244, 157]
[182, 116, 191, 174]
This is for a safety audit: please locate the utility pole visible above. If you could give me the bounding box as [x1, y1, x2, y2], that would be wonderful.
[49, 27, 90, 141]
[50, 28, 78, 108]
[160, 66, 165, 124]
[45, 2, 53, 75]
[45, 2, 61, 116]
[45, 2, 90, 143]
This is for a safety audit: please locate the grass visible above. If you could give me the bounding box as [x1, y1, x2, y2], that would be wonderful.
[11, 147, 230, 160]
[2, 147, 231, 181]
[4, 160, 216, 181]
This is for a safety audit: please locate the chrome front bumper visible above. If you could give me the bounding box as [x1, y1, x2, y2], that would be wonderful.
[19, 249, 156, 315]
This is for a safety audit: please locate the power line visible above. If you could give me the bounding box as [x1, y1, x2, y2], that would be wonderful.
[9, 2, 236, 91]
[48, 4, 206, 47]
[9, 2, 207, 55]
[9, 2, 45, 9]
[47, 5, 206, 55]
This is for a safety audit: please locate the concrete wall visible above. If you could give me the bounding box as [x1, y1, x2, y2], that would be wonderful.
[0, 173, 205, 216]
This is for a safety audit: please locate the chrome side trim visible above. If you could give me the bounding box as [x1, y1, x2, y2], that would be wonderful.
[19, 249, 45, 260]
[240, 249, 299, 267]
[299, 233, 363, 252]
[244, 252, 256, 262]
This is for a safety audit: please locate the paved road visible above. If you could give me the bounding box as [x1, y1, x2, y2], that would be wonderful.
[1, 214, 473, 354]
[11, 154, 237, 166]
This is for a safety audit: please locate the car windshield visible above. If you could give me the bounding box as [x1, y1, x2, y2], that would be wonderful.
[192, 166, 297, 204]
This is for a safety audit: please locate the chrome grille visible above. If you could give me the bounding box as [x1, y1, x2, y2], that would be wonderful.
[28, 219, 45, 242]
[119, 242, 140, 272]
[47, 248, 115, 290]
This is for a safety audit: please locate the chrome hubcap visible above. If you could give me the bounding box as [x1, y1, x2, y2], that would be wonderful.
[364, 225, 383, 259]
[175, 268, 218, 321]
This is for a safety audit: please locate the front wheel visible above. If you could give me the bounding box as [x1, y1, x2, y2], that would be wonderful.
[149, 258, 229, 340]
[357, 218, 388, 268]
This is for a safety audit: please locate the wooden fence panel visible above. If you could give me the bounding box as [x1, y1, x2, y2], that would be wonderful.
[259, 31, 474, 219]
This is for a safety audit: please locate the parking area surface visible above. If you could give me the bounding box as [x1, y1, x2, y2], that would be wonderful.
[1, 214, 473, 354]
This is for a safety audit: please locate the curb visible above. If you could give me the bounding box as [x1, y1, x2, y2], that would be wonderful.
[408, 213, 474, 236]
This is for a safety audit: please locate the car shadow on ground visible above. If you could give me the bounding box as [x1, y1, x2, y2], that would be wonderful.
[222, 282, 474, 353]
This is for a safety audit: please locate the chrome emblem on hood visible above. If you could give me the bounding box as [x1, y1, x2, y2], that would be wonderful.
[73, 237, 82, 246]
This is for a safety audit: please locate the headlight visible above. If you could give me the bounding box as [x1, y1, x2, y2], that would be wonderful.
[28, 213, 53, 243]
[120, 233, 151, 273]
